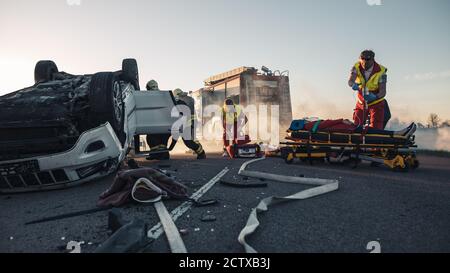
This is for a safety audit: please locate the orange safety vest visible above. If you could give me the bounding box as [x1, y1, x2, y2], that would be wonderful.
[354, 62, 387, 106]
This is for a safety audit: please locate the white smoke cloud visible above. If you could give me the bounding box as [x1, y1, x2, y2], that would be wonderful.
[404, 70, 450, 81]
[415, 128, 450, 151]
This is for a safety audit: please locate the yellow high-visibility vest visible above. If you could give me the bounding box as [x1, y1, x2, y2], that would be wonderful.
[354, 62, 387, 93]
[222, 104, 243, 125]
[355, 62, 387, 106]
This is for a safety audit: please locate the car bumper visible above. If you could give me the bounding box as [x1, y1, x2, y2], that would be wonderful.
[0, 123, 125, 193]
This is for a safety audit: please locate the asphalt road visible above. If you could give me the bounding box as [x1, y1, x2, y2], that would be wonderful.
[1, 153, 449, 253]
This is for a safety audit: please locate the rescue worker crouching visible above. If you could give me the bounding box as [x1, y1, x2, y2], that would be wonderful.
[173, 88, 206, 160]
[145, 80, 171, 160]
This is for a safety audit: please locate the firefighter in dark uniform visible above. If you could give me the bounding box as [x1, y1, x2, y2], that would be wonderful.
[173, 88, 206, 159]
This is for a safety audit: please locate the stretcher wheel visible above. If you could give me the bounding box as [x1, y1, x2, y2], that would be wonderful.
[412, 159, 419, 169]
[393, 166, 409, 172]
[285, 153, 294, 164]
[405, 157, 419, 170]
[400, 154, 420, 170]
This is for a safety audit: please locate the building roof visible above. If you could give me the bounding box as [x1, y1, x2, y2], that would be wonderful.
[204, 66, 256, 86]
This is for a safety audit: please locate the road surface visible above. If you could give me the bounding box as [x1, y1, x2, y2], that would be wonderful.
[1, 153, 449, 253]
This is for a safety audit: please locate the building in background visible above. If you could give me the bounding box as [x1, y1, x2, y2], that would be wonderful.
[192, 66, 293, 142]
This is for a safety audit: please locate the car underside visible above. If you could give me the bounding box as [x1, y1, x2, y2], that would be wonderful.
[0, 59, 177, 193]
[0, 72, 93, 161]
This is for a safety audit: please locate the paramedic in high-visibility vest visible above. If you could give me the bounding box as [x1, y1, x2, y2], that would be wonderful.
[348, 50, 391, 129]
[221, 98, 248, 156]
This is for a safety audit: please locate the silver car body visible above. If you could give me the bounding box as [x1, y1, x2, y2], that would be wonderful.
[0, 84, 178, 193]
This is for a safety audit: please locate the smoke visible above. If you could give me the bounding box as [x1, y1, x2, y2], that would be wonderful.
[291, 89, 349, 120]
[415, 128, 450, 151]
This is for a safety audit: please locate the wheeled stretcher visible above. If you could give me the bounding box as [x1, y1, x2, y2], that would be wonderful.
[280, 121, 419, 171]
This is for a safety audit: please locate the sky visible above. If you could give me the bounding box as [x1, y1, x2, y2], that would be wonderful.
[0, 0, 449, 124]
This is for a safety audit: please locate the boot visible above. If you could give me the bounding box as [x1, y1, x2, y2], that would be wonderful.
[197, 151, 206, 160]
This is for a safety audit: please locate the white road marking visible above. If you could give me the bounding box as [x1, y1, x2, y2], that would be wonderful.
[147, 167, 229, 239]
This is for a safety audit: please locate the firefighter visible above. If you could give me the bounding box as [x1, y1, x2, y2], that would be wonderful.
[348, 50, 391, 129]
[221, 98, 247, 157]
[145, 80, 170, 160]
[146, 79, 159, 91]
[173, 88, 206, 159]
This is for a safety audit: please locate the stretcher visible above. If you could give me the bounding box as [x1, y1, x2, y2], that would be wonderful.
[280, 124, 419, 171]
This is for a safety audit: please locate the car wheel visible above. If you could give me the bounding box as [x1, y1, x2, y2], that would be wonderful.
[89, 72, 125, 142]
[34, 60, 58, 83]
[122, 58, 140, 90]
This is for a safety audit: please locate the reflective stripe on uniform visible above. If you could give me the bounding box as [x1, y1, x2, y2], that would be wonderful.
[150, 144, 167, 151]
[354, 62, 387, 92]
[357, 97, 385, 106]
[194, 141, 204, 154]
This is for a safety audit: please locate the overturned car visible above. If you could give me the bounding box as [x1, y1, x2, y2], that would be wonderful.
[0, 59, 178, 193]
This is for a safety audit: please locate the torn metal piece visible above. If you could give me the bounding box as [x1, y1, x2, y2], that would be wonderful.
[108, 208, 128, 233]
[25, 206, 110, 225]
[190, 198, 218, 207]
[237, 157, 339, 253]
[220, 179, 268, 188]
[94, 219, 149, 253]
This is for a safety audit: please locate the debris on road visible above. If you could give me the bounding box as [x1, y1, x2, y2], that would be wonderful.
[220, 178, 268, 188]
[94, 218, 150, 253]
[179, 229, 189, 235]
[201, 214, 217, 222]
[25, 207, 110, 225]
[108, 208, 127, 233]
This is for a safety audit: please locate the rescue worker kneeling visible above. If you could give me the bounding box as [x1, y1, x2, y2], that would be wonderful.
[173, 89, 206, 160]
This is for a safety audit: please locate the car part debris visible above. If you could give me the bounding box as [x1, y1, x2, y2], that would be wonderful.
[201, 214, 217, 222]
[237, 157, 339, 253]
[220, 179, 267, 188]
[190, 198, 218, 207]
[108, 208, 128, 233]
[94, 218, 149, 253]
[179, 229, 189, 235]
[25, 206, 111, 225]
[127, 159, 140, 169]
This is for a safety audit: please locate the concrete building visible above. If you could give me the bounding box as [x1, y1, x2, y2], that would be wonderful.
[191, 66, 293, 142]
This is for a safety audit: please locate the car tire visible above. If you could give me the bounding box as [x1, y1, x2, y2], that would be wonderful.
[34, 60, 58, 83]
[122, 58, 140, 90]
[89, 72, 125, 143]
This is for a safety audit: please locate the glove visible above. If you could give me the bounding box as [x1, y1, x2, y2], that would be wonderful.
[352, 83, 360, 91]
[364, 93, 377, 103]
